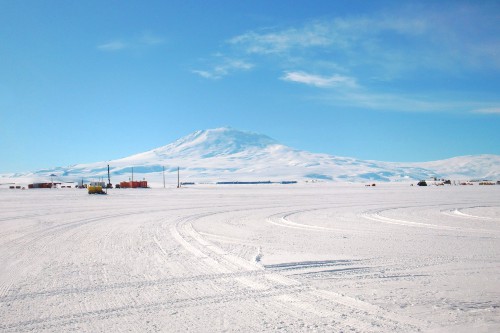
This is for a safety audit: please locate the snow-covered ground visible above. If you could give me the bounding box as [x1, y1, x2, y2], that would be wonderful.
[0, 184, 499, 332]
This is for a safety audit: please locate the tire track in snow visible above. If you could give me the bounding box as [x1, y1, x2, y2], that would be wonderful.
[267, 211, 334, 232]
[264, 204, 396, 234]
[170, 207, 425, 332]
[2, 198, 443, 331]
[441, 206, 499, 221]
[361, 204, 499, 233]
[0, 206, 208, 298]
[0, 270, 284, 303]
[0, 284, 306, 332]
[0, 205, 268, 331]
[362, 209, 459, 231]
[0, 213, 122, 298]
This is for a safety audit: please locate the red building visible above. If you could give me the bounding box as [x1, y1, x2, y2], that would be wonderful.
[28, 183, 55, 189]
[119, 181, 148, 188]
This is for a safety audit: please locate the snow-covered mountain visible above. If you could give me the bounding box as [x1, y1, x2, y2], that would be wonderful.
[3, 127, 500, 186]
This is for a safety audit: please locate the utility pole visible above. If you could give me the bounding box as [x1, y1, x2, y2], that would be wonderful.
[107, 164, 111, 187]
[163, 166, 166, 189]
[132, 167, 134, 187]
[107, 165, 111, 194]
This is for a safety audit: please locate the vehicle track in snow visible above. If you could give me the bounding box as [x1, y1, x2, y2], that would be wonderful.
[441, 205, 500, 221]
[259, 200, 500, 330]
[1, 202, 304, 332]
[170, 206, 426, 332]
[0, 203, 245, 305]
[264, 204, 382, 234]
[0, 207, 184, 298]
[1, 186, 498, 332]
[0, 284, 307, 332]
[361, 204, 500, 234]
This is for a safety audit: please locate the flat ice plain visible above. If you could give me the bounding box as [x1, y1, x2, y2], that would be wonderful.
[0, 184, 499, 332]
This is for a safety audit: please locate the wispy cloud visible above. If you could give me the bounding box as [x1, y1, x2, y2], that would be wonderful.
[315, 89, 500, 114]
[228, 6, 499, 74]
[335, 91, 462, 113]
[228, 17, 429, 59]
[97, 40, 127, 51]
[282, 71, 357, 88]
[195, 4, 498, 114]
[140, 33, 164, 46]
[192, 58, 254, 79]
[229, 23, 333, 54]
[97, 33, 164, 52]
[472, 107, 500, 114]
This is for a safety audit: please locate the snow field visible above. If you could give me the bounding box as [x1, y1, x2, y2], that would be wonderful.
[0, 184, 499, 332]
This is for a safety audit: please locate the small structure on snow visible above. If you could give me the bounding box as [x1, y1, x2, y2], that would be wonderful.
[120, 180, 148, 188]
[28, 183, 59, 189]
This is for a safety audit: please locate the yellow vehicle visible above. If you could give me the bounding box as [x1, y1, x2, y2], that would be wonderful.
[88, 182, 106, 194]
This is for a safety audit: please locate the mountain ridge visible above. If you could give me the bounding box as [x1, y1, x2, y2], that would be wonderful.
[2, 127, 499, 185]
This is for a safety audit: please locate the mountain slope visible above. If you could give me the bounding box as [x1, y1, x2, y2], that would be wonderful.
[2, 128, 499, 185]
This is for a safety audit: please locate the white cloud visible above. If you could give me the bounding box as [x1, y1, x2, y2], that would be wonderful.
[472, 107, 500, 114]
[228, 17, 429, 57]
[340, 92, 454, 112]
[229, 22, 333, 54]
[97, 40, 127, 51]
[227, 7, 499, 74]
[281, 71, 357, 88]
[315, 89, 496, 114]
[140, 33, 165, 46]
[191, 70, 215, 79]
[97, 33, 164, 52]
[195, 4, 498, 114]
[192, 59, 254, 79]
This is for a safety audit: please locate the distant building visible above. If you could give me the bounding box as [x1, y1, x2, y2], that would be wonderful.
[217, 181, 272, 185]
[120, 180, 148, 188]
[28, 183, 56, 189]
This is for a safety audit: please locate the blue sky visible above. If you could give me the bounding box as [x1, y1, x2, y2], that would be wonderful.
[1, 0, 499, 173]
